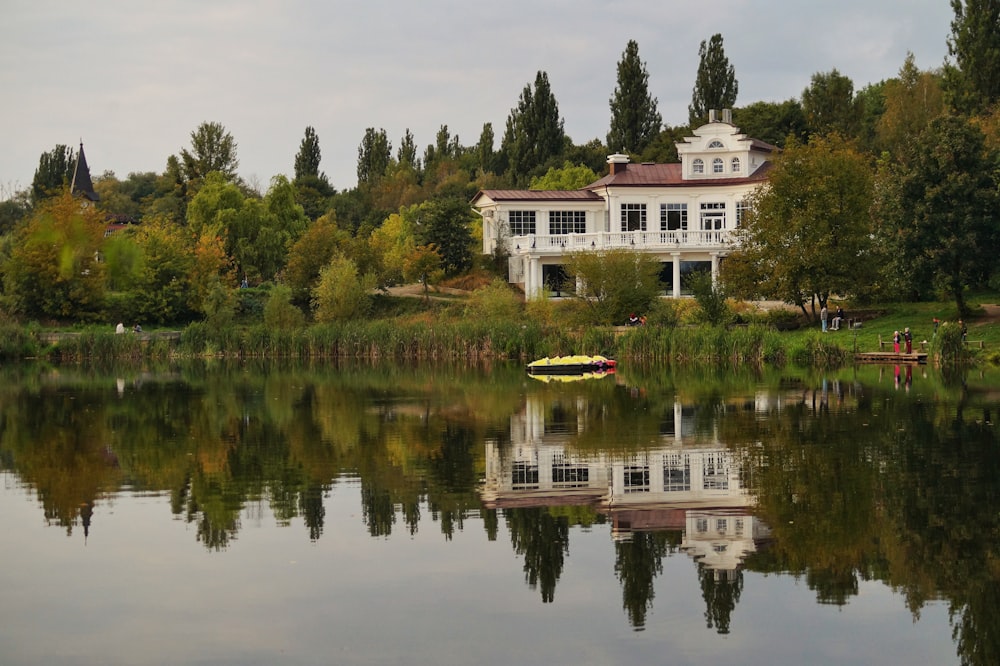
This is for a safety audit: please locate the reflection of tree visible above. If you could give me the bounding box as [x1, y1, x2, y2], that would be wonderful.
[698, 565, 743, 634]
[506, 508, 569, 603]
[614, 530, 680, 629]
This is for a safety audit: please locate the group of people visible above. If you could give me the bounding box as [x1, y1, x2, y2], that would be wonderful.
[820, 306, 846, 332]
[892, 327, 914, 354]
[626, 313, 647, 326]
[115, 322, 142, 334]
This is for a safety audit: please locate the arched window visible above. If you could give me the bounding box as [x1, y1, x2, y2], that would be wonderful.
[712, 158, 724, 174]
[731, 157, 741, 173]
[693, 158, 704, 174]
[708, 140, 725, 148]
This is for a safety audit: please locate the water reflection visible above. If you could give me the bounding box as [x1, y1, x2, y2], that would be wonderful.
[1, 361, 1000, 664]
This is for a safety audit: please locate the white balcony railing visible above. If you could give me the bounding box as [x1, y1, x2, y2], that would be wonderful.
[507, 230, 734, 254]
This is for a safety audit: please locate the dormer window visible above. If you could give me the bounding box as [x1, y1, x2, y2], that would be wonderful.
[731, 157, 741, 173]
[708, 140, 725, 148]
[693, 158, 704, 174]
[712, 158, 724, 174]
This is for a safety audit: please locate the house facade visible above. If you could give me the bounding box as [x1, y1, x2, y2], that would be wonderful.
[472, 111, 775, 299]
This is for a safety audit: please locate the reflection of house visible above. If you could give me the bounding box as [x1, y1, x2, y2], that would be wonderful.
[481, 392, 770, 571]
[472, 110, 775, 299]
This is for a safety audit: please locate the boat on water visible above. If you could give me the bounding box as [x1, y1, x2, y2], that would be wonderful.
[526, 355, 617, 375]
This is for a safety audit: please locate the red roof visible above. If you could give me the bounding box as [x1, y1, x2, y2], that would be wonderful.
[586, 161, 773, 189]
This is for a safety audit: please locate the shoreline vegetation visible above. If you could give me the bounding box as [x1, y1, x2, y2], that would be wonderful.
[1, 286, 994, 368]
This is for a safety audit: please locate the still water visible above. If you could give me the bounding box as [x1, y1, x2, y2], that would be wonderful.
[1, 359, 998, 665]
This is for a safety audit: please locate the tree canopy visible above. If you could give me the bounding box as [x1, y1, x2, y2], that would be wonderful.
[945, 0, 1000, 115]
[607, 40, 662, 154]
[689, 34, 738, 126]
[500, 71, 567, 186]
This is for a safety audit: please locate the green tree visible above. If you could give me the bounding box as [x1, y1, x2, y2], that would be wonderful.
[474, 123, 496, 175]
[397, 128, 418, 169]
[722, 135, 876, 316]
[294, 126, 323, 180]
[564, 248, 662, 325]
[892, 115, 999, 315]
[732, 100, 808, 147]
[607, 40, 662, 154]
[690, 270, 731, 326]
[415, 197, 474, 276]
[3, 193, 105, 319]
[263, 283, 305, 329]
[689, 34, 738, 126]
[368, 212, 416, 288]
[179, 121, 240, 185]
[311, 254, 375, 322]
[31, 144, 75, 205]
[500, 71, 567, 185]
[357, 128, 392, 187]
[0, 187, 31, 236]
[944, 0, 1000, 115]
[877, 54, 945, 163]
[284, 213, 352, 303]
[128, 217, 197, 323]
[529, 161, 599, 190]
[801, 69, 860, 137]
[403, 244, 444, 300]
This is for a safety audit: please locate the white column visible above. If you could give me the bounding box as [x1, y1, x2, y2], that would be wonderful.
[711, 252, 721, 287]
[671, 252, 682, 298]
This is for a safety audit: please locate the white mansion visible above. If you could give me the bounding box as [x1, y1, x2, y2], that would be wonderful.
[472, 110, 776, 299]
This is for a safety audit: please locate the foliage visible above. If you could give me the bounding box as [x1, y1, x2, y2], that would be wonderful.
[945, 0, 1000, 115]
[368, 212, 417, 288]
[529, 162, 599, 191]
[877, 53, 945, 163]
[414, 197, 474, 276]
[689, 34, 738, 126]
[403, 245, 444, 300]
[311, 255, 376, 323]
[127, 217, 197, 324]
[202, 275, 236, 329]
[500, 71, 567, 186]
[179, 121, 240, 186]
[732, 100, 808, 148]
[801, 69, 861, 137]
[689, 270, 731, 326]
[564, 248, 662, 325]
[264, 284, 305, 330]
[463, 278, 523, 324]
[284, 213, 352, 303]
[357, 127, 392, 187]
[607, 40, 662, 154]
[31, 144, 75, 205]
[294, 126, 324, 180]
[3, 193, 106, 320]
[891, 115, 1000, 315]
[722, 135, 876, 315]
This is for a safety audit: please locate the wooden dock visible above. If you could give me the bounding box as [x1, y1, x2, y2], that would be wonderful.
[854, 351, 927, 364]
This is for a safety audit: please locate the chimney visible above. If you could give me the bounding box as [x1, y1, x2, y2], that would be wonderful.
[607, 153, 630, 176]
[722, 108, 732, 124]
[708, 109, 718, 123]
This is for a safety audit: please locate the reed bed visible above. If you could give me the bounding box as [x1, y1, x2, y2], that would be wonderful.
[614, 324, 785, 365]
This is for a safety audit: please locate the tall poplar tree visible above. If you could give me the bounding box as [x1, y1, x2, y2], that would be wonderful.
[31, 144, 76, 205]
[801, 69, 861, 138]
[500, 71, 566, 186]
[689, 34, 738, 125]
[356, 128, 392, 187]
[294, 126, 322, 180]
[607, 40, 662, 154]
[397, 128, 418, 169]
[945, 0, 1000, 115]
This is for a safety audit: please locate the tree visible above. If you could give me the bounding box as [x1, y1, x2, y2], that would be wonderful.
[31, 145, 75, 205]
[722, 135, 876, 316]
[3, 192, 105, 319]
[607, 40, 662, 154]
[311, 254, 375, 322]
[415, 197, 473, 276]
[945, 0, 1000, 115]
[732, 100, 808, 148]
[529, 161, 598, 191]
[294, 126, 323, 181]
[564, 248, 662, 325]
[403, 244, 444, 300]
[368, 211, 416, 288]
[689, 34, 738, 126]
[179, 121, 240, 185]
[801, 70, 860, 138]
[356, 127, 392, 187]
[284, 213, 352, 303]
[500, 71, 567, 185]
[892, 115, 999, 315]
[474, 123, 496, 175]
[397, 128, 419, 170]
[877, 54, 945, 164]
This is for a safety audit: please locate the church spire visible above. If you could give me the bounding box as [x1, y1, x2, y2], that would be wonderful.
[70, 141, 99, 202]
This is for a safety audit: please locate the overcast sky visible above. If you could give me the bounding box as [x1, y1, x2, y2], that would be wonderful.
[0, 0, 956, 198]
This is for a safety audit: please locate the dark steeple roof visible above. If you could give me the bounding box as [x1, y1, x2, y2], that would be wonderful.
[70, 141, 99, 202]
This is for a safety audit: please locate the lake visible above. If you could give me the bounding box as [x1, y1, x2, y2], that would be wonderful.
[1, 359, 998, 665]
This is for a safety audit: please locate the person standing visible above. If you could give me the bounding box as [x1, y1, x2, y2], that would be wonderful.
[904, 327, 912, 354]
[820, 305, 828, 332]
[893, 330, 901, 353]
